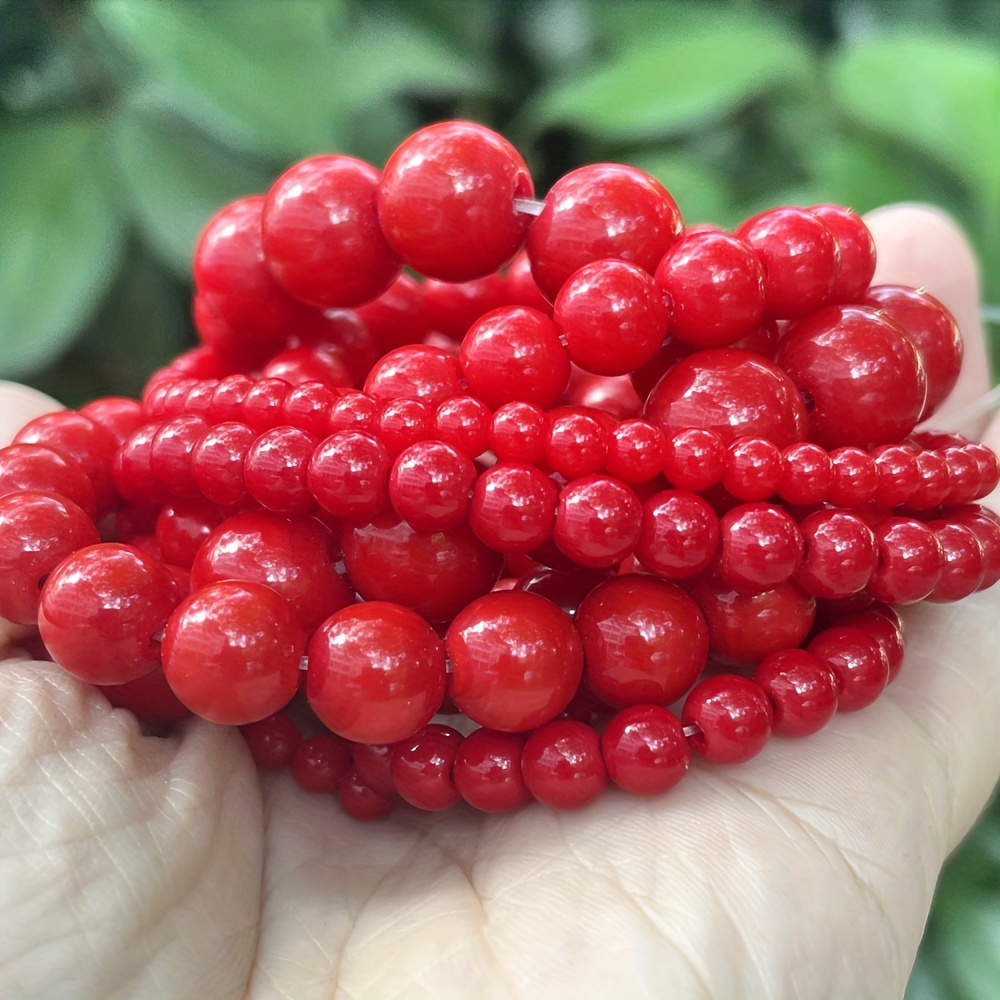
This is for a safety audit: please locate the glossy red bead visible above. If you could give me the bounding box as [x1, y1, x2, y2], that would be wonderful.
[262, 346, 353, 390]
[376, 396, 433, 455]
[391, 724, 464, 811]
[154, 496, 226, 569]
[308, 430, 390, 521]
[721, 437, 783, 501]
[389, 440, 476, 530]
[1, 442, 98, 519]
[378, 121, 533, 281]
[281, 382, 337, 439]
[80, 396, 145, 447]
[453, 728, 532, 812]
[635, 488, 719, 580]
[489, 401, 548, 463]
[718, 502, 803, 594]
[338, 771, 393, 821]
[357, 273, 432, 352]
[244, 426, 316, 514]
[545, 412, 608, 479]
[605, 419, 665, 483]
[190, 421, 256, 507]
[795, 509, 877, 599]
[423, 273, 509, 340]
[926, 520, 985, 602]
[808, 204, 876, 303]
[826, 447, 878, 507]
[290, 734, 353, 793]
[527, 163, 683, 302]
[752, 649, 839, 737]
[807, 625, 889, 712]
[907, 450, 951, 510]
[239, 712, 302, 770]
[162, 580, 304, 725]
[262, 154, 401, 308]
[208, 375, 254, 425]
[871, 444, 920, 508]
[682, 674, 773, 764]
[948, 505, 1000, 589]
[38, 542, 180, 686]
[433, 395, 491, 457]
[867, 517, 943, 605]
[521, 719, 608, 809]
[838, 604, 905, 683]
[307, 602, 446, 744]
[364, 344, 463, 407]
[553, 475, 642, 569]
[661, 428, 725, 491]
[447, 590, 584, 731]
[468, 463, 558, 553]
[778, 442, 832, 505]
[577, 574, 708, 707]
[601, 705, 690, 795]
[241, 378, 291, 433]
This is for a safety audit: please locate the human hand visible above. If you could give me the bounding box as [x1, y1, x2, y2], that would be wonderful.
[1, 204, 998, 1000]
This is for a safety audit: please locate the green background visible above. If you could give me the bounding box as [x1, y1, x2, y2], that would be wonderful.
[2, 1, 998, 993]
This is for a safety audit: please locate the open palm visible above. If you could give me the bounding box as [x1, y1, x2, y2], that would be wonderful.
[2, 205, 998, 1000]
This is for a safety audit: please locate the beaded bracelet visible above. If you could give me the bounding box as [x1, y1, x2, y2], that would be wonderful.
[1, 118, 999, 823]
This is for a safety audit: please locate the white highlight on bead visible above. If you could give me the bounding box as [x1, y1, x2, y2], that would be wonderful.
[513, 197, 545, 217]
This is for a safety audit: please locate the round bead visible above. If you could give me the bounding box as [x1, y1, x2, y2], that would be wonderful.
[389, 440, 476, 531]
[364, 344, 463, 407]
[190, 422, 256, 507]
[308, 430, 390, 521]
[241, 378, 291, 432]
[635, 489, 719, 580]
[774, 305, 926, 449]
[778, 442, 833, 505]
[645, 348, 807, 448]
[521, 720, 608, 809]
[867, 517, 943, 605]
[949, 505, 1000, 589]
[328, 390, 377, 434]
[433, 395, 491, 457]
[662, 428, 725, 491]
[281, 382, 336, 438]
[338, 772, 393, 821]
[80, 396, 146, 446]
[752, 649, 839, 737]
[149, 415, 208, 497]
[554, 259, 668, 376]
[682, 674, 773, 764]
[453, 728, 532, 813]
[155, 496, 226, 569]
[545, 413, 608, 479]
[468, 463, 558, 553]
[423, 273, 509, 340]
[357, 273, 432, 352]
[162, 580, 304, 725]
[208, 375, 254, 425]
[605, 419, 666, 483]
[926, 520, 985, 602]
[908, 450, 951, 510]
[653, 230, 765, 346]
[240, 713, 302, 770]
[795, 509, 877, 599]
[377, 121, 533, 281]
[307, 602, 446, 744]
[489, 401, 548, 463]
[460, 306, 570, 409]
[391, 724, 464, 812]
[342, 510, 502, 622]
[871, 444, 920, 508]
[97, 668, 192, 725]
[446, 590, 583, 732]
[290, 734, 352, 794]
[601, 705, 690, 795]
[838, 605, 905, 684]
[553, 475, 642, 569]
[527, 163, 683, 302]
[376, 397, 433, 455]
[262, 346, 353, 390]
[808, 204, 876, 303]
[718, 503, 803, 594]
[244, 426, 316, 514]
[262, 154, 400, 308]
[721, 437, 783, 501]
[576, 574, 708, 707]
[807, 626, 889, 712]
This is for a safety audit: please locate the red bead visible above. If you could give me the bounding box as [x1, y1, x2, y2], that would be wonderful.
[281, 382, 336, 439]
[328, 389, 377, 435]
[868, 517, 943, 604]
[808, 204, 876, 303]
[826, 447, 878, 507]
[966, 443, 1000, 500]
[97, 667, 193, 725]
[807, 625, 889, 712]
[182, 380, 218, 417]
[941, 447, 983, 507]
[338, 771, 393, 821]
[391, 724, 464, 811]
[721, 437, 782, 501]
[689, 574, 816, 665]
[460, 306, 570, 409]
[576, 574, 708, 707]
[244, 426, 316, 514]
[208, 375, 255, 425]
[80, 396, 145, 447]
[645, 348, 807, 448]
[154, 496, 226, 569]
[114, 426, 168, 506]
[262, 154, 400, 308]
[601, 705, 690, 795]
[926, 520, 985, 602]
[774, 305, 926, 448]
[527, 163, 683, 302]
[239, 712, 302, 770]
[389, 440, 476, 530]
[364, 344, 463, 407]
[342, 510, 502, 622]
[871, 445, 920, 508]
[661, 428, 725, 491]
[300, 308, 379, 386]
[446, 590, 583, 731]
[554, 259, 668, 376]
[521, 719, 608, 809]
[191, 511, 351, 632]
[718, 503, 803, 593]
[795, 509, 877, 599]
[0, 491, 100, 624]
[308, 430, 390, 521]
[653, 230, 764, 347]
[241, 378, 292, 433]
[682, 674, 773, 763]
[1, 442, 98, 519]
[162, 580, 304, 725]
[635, 488, 719, 580]
[504, 250, 552, 313]
[423, 272, 509, 340]
[454, 728, 532, 812]
[489, 401, 548, 463]
[545, 412, 608, 479]
[553, 475, 642, 569]
[514, 565, 610, 617]
[433, 395, 491, 457]
[605, 419, 665, 483]
[350, 742, 396, 798]
[778, 442, 832, 505]
[863, 284, 962, 420]
[356, 273, 432, 352]
[190, 422, 256, 507]
[289, 733, 352, 793]
[161, 379, 198, 419]
[262, 346, 353, 390]
[838, 604, 905, 683]
[752, 649, 839, 737]
[38, 543, 180, 685]
[376, 396, 432, 455]
[948, 505, 1000, 589]
[168, 344, 232, 380]
[468, 463, 558, 553]
[149, 415, 207, 497]
[735, 206, 838, 319]
[378, 121, 533, 281]
[307, 601, 446, 744]
[907, 450, 951, 510]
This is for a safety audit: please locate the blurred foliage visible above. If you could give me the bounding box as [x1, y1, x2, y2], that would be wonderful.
[1, 2, 999, 990]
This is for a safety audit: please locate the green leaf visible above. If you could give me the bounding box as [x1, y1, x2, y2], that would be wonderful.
[0, 115, 123, 378]
[626, 151, 732, 228]
[523, 10, 812, 141]
[828, 34, 1000, 211]
[90, 0, 346, 159]
[108, 97, 276, 276]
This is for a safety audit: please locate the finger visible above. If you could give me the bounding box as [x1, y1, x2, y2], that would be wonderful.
[864, 204, 992, 428]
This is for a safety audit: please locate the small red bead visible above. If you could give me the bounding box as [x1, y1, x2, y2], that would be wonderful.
[113, 428, 165, 506]
[308, 430, 390, 521]
[240, 713, 302, 770]
[521, 719, 608, 809]
[423, 273, 509, 340]
[825, 447, 878, 507]
[605, 419, 665, 483]
[807, 625, 889, 712]
[721, 437, 782, 501]
[190, 422, 256, 507]
[80, 397, 145, 447]
[553, 475, 642, 569]
[545, 412, 608, 479]
[154, 496, 226, 569]
[682, 674, 773, 764]
[289, 734, 352, 793]
[601, 705, 690, 795]
[468, 463, 558, 554]
[871, 444, 920, 508]
[718, 502, 803, 594]
[338, 771, 393, 821]
[241, 378, 292, 433]
[389, 440, 476, 531]
[808, 204, 876, 303]
[838, 604, 905, 684]
[867, 517, 943, 605]
[948, 505, 1000, 589]
[262, 346, 353, 390]
[391, 724, 464, 812]
[433, 395, 491, 457]
[926, 520, 985, 602]
[281, 382, 336, 439]
[661, 428, 725, 491]
[244, 426, 316, 514]
[795, 509, 877, 599]
[778, 442, 833, 505]
[489, 401, 548, 464]
[208, 375, 255, 425]
[453, 728, 532, 812]
[907, 451, 952, 510]
[752, 649, 839, 737]
[364, 344, 463, 407]
[376, 396, 433, 455]
[328, 390, 378, 435]
[357, 273, 432, 352]
[635, 488, 719, 580]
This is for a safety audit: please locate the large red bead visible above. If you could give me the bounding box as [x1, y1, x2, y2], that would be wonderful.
[601, 704, 690, 795]
[521, 719, 608, 809]
[682, 674, 773, 763]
